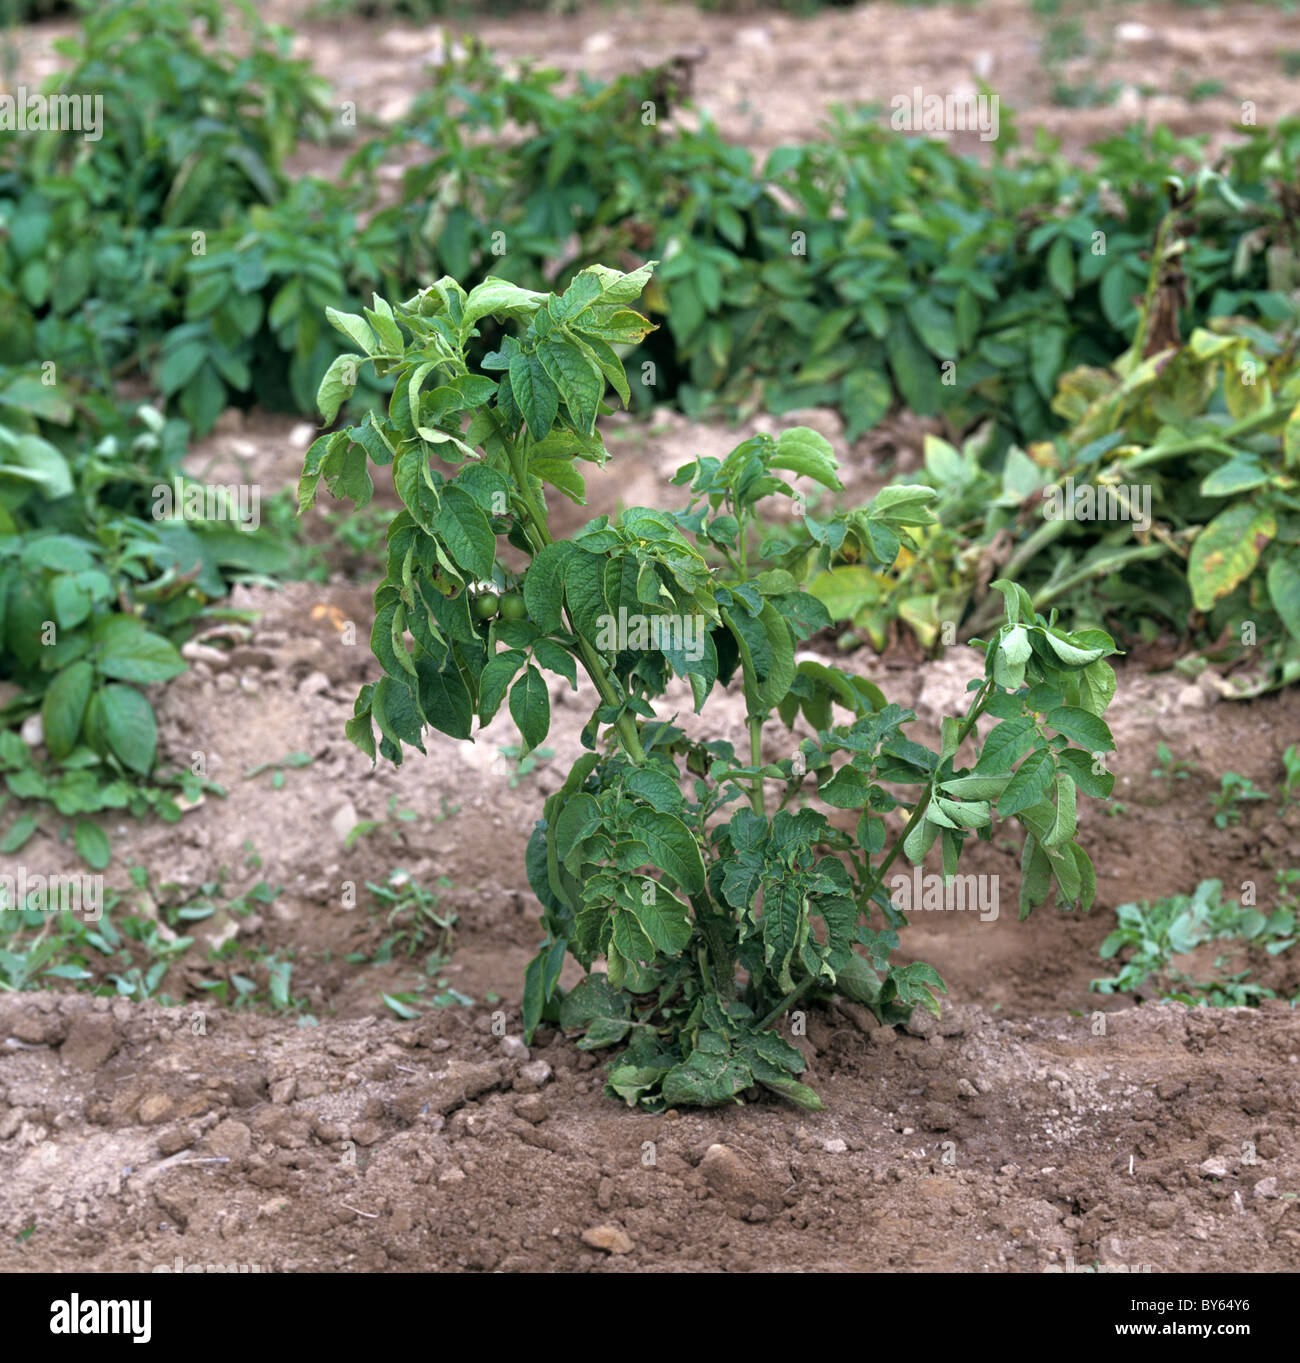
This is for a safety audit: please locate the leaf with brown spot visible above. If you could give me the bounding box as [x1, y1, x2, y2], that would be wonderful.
[1187, 502, 1276, 612]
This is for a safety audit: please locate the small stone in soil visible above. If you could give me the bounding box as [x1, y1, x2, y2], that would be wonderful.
[514, 1060, 553, 1092]
[581, 1224, 633, 1255]
[513, 1094, 548, 1124]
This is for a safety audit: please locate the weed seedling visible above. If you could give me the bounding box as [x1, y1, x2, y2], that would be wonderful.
[1094, 873, 1297, 1004]
[344, 794, 420, 848]
[1150, 741, 1196, 789]
[364, 870, 457, 962]
[497, 742, 554, 787]
[243, 752, 315, 788]
[1210, 771, 1270, 828]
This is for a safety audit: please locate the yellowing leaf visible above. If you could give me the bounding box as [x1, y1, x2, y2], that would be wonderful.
[1188, 503, 1276, 612]
[807, 565, 882, 620]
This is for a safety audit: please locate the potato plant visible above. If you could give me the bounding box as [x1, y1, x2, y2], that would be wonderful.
[795, 311, 1300, 692]
[299, 263, 1120, 1110]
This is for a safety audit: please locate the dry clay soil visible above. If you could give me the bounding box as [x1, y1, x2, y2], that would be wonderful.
[3, 0, 1300, 1273]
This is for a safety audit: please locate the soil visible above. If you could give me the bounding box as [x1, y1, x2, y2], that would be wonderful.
[3, 0, 1300, 1274]
[2, 992, 1298, 1273]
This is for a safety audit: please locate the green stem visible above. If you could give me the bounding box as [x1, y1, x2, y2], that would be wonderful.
[1030, 542, 1169, 611]
[962, 399, 1285, 642]
[859, 679, 993, 912]
[859, 792, 929, 920]
[507, 440, 552, 552]
[1117, 404, 1290, 469]
[693, 896, 735, 1002]
[748, 714, 766, 815]
[962, 519, 1069, 641]
[1001, 514, 1069, 583]
[507, 435, 646, 765]
[758, 977, 815, 1030]
[577, 637, 648, 765]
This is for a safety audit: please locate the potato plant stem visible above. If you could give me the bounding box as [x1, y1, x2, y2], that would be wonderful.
[577, 637, 649, 765]
[748, 715, 766, 815]
[508, 436, 647, 764]
[963, 399, 1285, 640]
[758, 681, 994, 1035]
[964, 518, 1069, 636]
[1030, 542, 1169, 611]
[758, 977, 814, 1030]
[694, 898, 735, 1001]
[860, 679, 994, 910]
[1129, 206, 1175, 366]
[1117, 404, 1288, 468]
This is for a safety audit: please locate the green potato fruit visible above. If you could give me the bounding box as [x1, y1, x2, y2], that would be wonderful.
[498, 592, 527, 623]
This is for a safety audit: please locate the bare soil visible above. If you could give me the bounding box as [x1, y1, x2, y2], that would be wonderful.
[2, 991, 1298, 1273]
[10, 0, 1293, 163]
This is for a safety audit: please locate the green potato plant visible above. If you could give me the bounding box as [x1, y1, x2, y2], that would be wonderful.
[348, 47, 1300, 444]
[300, 262, 1121, 1110]
[0, 392, 292, 864]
